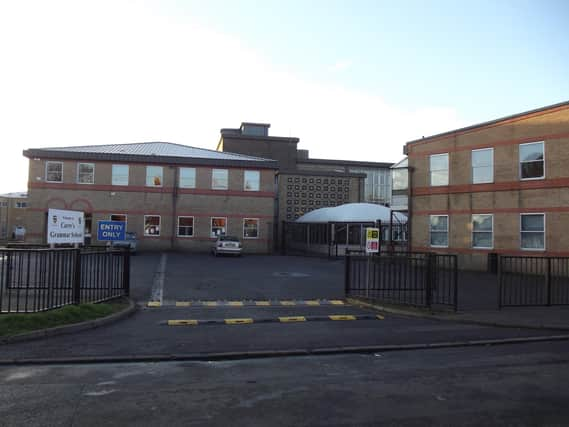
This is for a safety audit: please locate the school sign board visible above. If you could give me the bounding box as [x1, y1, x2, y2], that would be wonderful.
[97, 221, 126, 241]
[365, 227, 380, 254]
[47, 209, 85, 244]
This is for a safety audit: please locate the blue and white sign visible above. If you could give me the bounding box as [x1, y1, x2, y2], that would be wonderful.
[97, 221, 126, 241]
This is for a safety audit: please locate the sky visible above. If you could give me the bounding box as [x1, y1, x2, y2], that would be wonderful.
[1, 0, 568, 194]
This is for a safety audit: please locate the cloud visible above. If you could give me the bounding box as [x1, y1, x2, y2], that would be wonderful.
[0, 1, 466, 194]
[328, 60, 353, 72]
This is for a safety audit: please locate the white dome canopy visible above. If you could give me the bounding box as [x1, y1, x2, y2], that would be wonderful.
[296, 203, 407, 223]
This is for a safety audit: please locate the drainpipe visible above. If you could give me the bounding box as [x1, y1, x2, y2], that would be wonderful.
[171, 166, 179, 250]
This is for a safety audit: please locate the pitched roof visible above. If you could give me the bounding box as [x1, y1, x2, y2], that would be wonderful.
[23, 142, 278, 168]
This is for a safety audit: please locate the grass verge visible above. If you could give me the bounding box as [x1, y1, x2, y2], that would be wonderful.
[0, 299, 128, 337]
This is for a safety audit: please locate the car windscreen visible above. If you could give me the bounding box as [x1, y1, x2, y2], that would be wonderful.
[219, 236, 239, 242]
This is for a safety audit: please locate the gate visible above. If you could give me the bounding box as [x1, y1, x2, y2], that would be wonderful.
[345, 252, 458, 311]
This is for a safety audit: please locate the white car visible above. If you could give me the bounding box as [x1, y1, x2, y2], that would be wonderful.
[212, 235, 242, 257]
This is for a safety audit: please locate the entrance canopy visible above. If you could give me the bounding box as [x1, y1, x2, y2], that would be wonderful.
[296, 203, 407, 224]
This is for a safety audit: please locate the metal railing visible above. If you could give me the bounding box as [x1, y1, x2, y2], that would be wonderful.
[345, 251, 458, 310]
[0, 248, 130, 313]
[498, 255, 569, 308]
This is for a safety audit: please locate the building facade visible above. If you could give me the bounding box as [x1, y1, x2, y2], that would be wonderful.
[0, 192, 28, 241]
[23, 142, 278, 253]
[405, 100, 569, 270]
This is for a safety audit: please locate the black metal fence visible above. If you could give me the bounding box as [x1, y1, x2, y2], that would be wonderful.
[498, 255, 569, 308]
[0, 248, 130, 313]
[345, 252, 458, 310]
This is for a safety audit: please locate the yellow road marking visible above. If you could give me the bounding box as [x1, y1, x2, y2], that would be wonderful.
[305, 300, 321, 306]
[279, 316, 306, 323]
[225, 318, 254, 325]
[203, 301, 218, 307]
[147, 301, 161, 307]
[175, 301, 191, 307]
[280, 301, 296, 306]
[255, 301, 271, 306]
[228, 301, 244, 307]
[329, 300, 345, 305]
[376, 314, 385, 320]
[168, 320, 198, 326]
[329, 315, 356, 321]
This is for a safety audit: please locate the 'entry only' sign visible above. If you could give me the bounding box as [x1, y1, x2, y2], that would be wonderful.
[97, 221, 126, 241]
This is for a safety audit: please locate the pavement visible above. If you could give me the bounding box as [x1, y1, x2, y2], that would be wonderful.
[1, 252, 568, 364]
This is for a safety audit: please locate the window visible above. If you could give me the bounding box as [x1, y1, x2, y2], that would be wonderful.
[110, 214, 127, 224]
[472, 214, 493, 249]
[471, 148, 493, 184]
[211, 217, 227, 237]
[430, 154, 449, 186]
[243, 218, 259, 239]
[244, 170, 260, 191]
[520, 142, 544, 180]
[112, 165, 129, 186]
[521, 214, 545, 250]
[212, 169, 228, 190]
[0, 201, 7, 207]
[15, 201, 28, 208]
[144, 215, 161, 236]
[177, 217, 194, 237]
[77, 163, 95, 184]
[179, 168, 196, 188]
[430, 215, 448, 247]
[46, 162, 63, 182]
[146, 166, 163, 187]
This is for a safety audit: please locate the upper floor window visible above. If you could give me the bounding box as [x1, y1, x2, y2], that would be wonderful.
[519, 141, 544, 180]
[472, 214, 493, 249]
[77, 163, 95, 184]
[146, 166, 163, 187]
[472, 148, 493, 184]
[429, 215, 448, 247]
[392, 168, 408, 190]
[46, 161, 63, 183]
[244, 170, 260, 191]
[520, 213, 545, 250]
[179, 168, 196, 189]
[429, 153, 449, 186]
[212, 169, 228, 190]
[112, 165, 129, 186]
[15, 201, 28, 209]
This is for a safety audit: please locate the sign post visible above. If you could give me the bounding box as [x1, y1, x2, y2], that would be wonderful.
[365, 228, 380, 297]
[47, 209, 85, 245]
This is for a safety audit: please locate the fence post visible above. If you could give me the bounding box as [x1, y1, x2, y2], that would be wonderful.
[344, 250, 351, 297]
[123, 249, 131, 297]
[425, 253, 433, 308]
[546, 257, 551, 307]
[497, 254, 502, 309]
[453, 255, 458, 312]
[72, 249, 81, 305]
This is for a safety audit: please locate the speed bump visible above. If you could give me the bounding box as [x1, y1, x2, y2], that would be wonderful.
[329, 315, 356, 321]
[225, 318, 254, 325]
[165, 314, 384, 326]
[168, 319, 198, 326]
[305, 300, 321, 306]
[279, 301, 296, 306]
[227, 301, 244, 307]
[203, 301, 218, 307]
[279, 316, 307, 323]
[175, 301, 191, 307]
[255, 301, 271, 306]
[329, 300, 345, 305]
[147, 301, 161, 307]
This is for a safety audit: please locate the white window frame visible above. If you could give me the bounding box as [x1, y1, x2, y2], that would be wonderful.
[112, 165, 129, 186]
[429, 215, 449, 248]
[77, 163, 95, 184]
[177, 216, 195, 238]
[210, 217, 227, 238]
[110, 214, 127, 226]
[471, 148, 494, 184]
[244, 170, 260, 192]
[472, 214, 493, 249]
[429, 153, 449, 187]
[519, 141, 545, 181]
[179, 167, 196, 189]
[243, 218, 260, 239]
[212, 169, 228, 190]
[45, 161, 63, 183]
[143, 215, 161, 237]
[520, 213, 545, 251]
[15, 201, 28, 209]
[146, 166, 163, 187]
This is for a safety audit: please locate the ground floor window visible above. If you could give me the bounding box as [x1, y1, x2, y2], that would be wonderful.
[243, 218, 259, 239]
[472, 214, 493, 249]
[211, 217, 226, 237]
[520, 213, 545, 250]
[178, 216, 194, 237]
[144, 215, 161, 236]
[429, 215, 448, 247]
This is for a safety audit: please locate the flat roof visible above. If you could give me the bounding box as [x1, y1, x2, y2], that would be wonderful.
[298, 158, 394, 168]
[406, 99, 569, 146]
